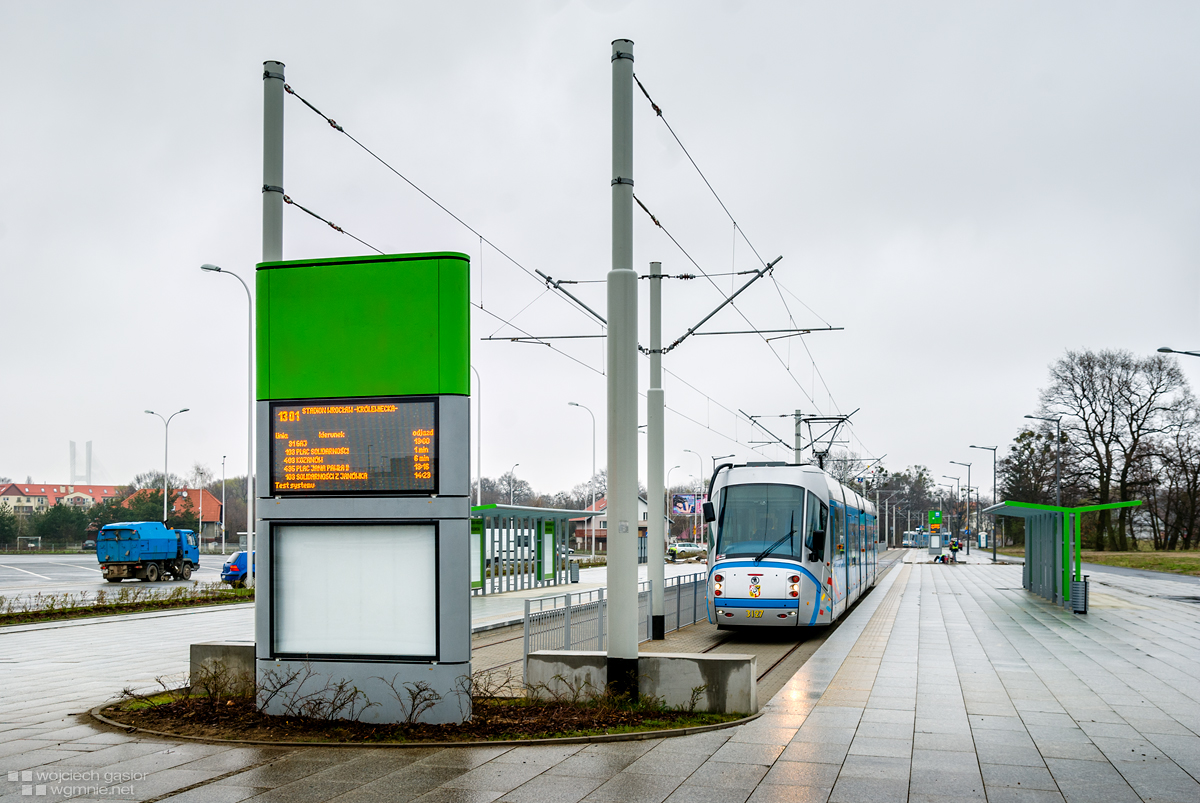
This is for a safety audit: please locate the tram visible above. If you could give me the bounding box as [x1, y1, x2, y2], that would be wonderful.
[703, 462, 878, 629]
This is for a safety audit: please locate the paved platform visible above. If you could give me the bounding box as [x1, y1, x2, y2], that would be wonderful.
[2, 551, 1199, 802]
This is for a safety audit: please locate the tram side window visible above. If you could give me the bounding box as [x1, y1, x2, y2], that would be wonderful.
[834, 505, 845, 560]
[804, 493, 828, 562]
[849, 510, 859, 566]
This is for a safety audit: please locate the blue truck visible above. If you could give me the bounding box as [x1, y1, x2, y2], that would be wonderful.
[97, 521, 199, 583]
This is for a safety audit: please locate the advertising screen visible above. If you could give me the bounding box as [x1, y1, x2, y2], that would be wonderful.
[270, 397, 437, 495]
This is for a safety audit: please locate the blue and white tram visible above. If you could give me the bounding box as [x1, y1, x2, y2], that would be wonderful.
[703, 462, 879, 629]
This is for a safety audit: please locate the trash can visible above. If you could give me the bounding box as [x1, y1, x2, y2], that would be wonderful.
[568, 560, 580, 584]
[1070, 575, 1089, 614]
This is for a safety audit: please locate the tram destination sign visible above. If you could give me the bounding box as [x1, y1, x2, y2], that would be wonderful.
[270, 397, 437, 495]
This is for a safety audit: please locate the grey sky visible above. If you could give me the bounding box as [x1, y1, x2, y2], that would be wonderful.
[2, 1, 1198, 498]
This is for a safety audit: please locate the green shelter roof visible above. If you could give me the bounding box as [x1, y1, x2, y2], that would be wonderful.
[982, 499, 1141, 518]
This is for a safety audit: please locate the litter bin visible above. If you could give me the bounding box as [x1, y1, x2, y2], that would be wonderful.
[1070, 575, 1089, 614]
[568, 560, 580, 584]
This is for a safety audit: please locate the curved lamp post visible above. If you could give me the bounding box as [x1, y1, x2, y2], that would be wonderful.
[568, 402, 596, 555]
[201, 263, 256, 587]
[950, 461, 972, 553]
[970, 445, 998, 559]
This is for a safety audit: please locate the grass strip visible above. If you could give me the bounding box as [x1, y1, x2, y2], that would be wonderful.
[993, 547, 1200, 577]
[0, 586, 253, 626]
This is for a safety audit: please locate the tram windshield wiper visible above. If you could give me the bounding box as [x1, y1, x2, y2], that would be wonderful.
[755, 511, 796, 563]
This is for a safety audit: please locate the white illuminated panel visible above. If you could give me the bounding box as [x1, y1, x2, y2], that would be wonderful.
[274, 523, 436, 657]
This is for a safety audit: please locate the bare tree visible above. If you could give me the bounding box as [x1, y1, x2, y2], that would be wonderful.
[1039, 349, 1187, 550]
[825, 450, 866, 485]
[1144, 396, 1200, 551]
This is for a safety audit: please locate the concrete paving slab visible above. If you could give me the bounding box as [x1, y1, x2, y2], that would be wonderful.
[7, 550, 1200, 803]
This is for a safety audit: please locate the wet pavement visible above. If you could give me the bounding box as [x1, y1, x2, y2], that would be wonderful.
[2, 550, 1199, 802]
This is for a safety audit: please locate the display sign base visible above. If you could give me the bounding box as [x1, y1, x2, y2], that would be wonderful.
[254, 252, 471, 724]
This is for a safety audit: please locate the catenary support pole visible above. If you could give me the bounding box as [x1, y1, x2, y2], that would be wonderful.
[794, 409, 803, 464]
[257, 59, 285, 588]
[607, 38, 639, 698]
[648, 261, 665, 639]
[221, 455, 226, 555]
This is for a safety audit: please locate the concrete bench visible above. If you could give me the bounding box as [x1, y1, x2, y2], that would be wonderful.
[526, 650, 757, 714]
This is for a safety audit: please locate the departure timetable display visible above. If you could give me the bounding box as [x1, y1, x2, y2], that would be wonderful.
[270, 398, 437, 494]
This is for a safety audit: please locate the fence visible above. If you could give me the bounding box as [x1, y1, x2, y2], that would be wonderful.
[522, 572, 707, 679]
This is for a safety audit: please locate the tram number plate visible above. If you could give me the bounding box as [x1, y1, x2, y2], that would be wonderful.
[745, 610, 763, 618]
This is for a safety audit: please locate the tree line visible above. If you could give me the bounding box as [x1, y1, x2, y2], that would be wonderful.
[861, 348, 1197, 551]
[0, 466, 246, 549]
[999, 348, 1196, 551]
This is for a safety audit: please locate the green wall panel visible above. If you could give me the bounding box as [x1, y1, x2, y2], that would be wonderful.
[256, 252, 469, 400]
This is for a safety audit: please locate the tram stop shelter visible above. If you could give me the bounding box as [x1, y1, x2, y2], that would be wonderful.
[982, 499, 1140, 610]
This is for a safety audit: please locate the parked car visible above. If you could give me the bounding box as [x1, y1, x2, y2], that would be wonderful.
[82, 539, 96, 551]
[221, 551, 255, 587]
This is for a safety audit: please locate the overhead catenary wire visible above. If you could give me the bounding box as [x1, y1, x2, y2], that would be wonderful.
[281, 194, 383, 255]
[279, 77, 820, 467]
[282, 81, 605, 329]
[632, 72, 767, 268]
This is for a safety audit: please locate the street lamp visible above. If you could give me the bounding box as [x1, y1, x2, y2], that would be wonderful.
[970, 445, 998, 560]
[201, 263, 255, 587]
[508, 462, 520, 505]
[1025, 414, 1062, 506]
[221, 455, 226, 555]
[666, 464, 681, 544]
[950, 461, 972, 553]
[1158, 346, 1200, 358]
[683, 450, 704, 542]
[145, 408, 189, 523]
[568, 402, 597, 556]
[942, 475, 961, 537]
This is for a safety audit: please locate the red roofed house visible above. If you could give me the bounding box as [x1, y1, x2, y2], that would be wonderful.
[570, 495, 653, 554]
[0, 483, 122, 516]
[122, 487, 223, 543]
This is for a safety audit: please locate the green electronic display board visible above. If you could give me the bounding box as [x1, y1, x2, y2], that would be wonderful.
[928, 510, 942, 533]
[256, 252, 469, 400]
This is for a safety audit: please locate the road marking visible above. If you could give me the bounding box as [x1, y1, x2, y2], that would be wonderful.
[47, 561, 103, 574]
[0, 564, 53, 580]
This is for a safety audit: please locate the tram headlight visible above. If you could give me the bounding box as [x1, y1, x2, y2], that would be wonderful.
[789, 582, 799, 597]
[713, 574, 723, 583]
[788, 575, 800, 583]
[713, 582, 723, 596]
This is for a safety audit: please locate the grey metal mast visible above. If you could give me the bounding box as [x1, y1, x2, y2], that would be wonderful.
[257, 59, 285, 588]
[607, 38, 639, 697]
[648, 261, 665, 640]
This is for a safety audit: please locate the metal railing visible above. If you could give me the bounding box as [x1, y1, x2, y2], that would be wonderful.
[522, 572, 707, 680]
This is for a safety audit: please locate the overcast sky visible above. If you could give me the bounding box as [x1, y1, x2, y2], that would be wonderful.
[3, 1, 1199, 499]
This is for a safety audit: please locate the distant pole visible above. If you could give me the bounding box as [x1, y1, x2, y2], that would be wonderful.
[683, 449, 703, 542]
[221, 455, 226, 555]
[648, 261, 665, 639]
[569, 402, 597, 557]
[607, 37, 639, 698]
[145, 409, 189, 523]
[471, 365, 482, 507]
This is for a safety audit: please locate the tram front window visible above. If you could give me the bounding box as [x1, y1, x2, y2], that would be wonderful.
[716, 484, 806, 561]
